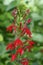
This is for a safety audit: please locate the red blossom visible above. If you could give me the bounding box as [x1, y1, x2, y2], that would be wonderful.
[22, 27, 32, 37]
[13, 38, 23, 48]
[16, 48, 24, 55]
[6, 43, 14, 50]
[21, 58, 29, 65]
[11, 54, 16, 61]
[6, 24, 17, 32]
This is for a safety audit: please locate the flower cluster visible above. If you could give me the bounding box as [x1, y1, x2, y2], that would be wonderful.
[6, 9, 35, 65]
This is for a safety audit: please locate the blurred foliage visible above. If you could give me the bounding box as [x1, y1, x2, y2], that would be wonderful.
[0, 0, 43, 65]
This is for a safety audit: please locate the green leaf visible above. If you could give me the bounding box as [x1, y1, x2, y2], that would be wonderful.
[0, 34, 4, 42]
[34, 52, 41, 59]
[0, 43, 6, 56]
[32, 60, 41, 65]
[31, 13, 42, 21]
[6, 0, 20, 11]
[32, 33, 43, 43]
[0, 62, 3, 65]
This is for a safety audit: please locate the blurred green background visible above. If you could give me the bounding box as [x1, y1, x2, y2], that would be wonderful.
[0, 0, 43, 65]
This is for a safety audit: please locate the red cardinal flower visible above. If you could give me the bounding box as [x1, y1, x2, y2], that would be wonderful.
[16, 48, 24, 55]
[21, 58, 29, 65]
[6, 8, 35, 65]
[11, 54, 16, 61]
[6, 43, 14, 50]
[13, 38, 23, 48]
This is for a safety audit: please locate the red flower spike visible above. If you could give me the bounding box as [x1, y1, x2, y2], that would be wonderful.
[16, 48, 24, 55]
[13, 38, 23, 48]
[11, 54, 16, 61]
[6, 8, 35, 65]
[27, 19, 31, 24]
[21, 58, 29, 65]
[6, 43, 14, 50]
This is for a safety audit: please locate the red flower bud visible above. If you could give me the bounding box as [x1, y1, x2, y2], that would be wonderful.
[27, 19, 31, 24]
[11, 54, 16, 61]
